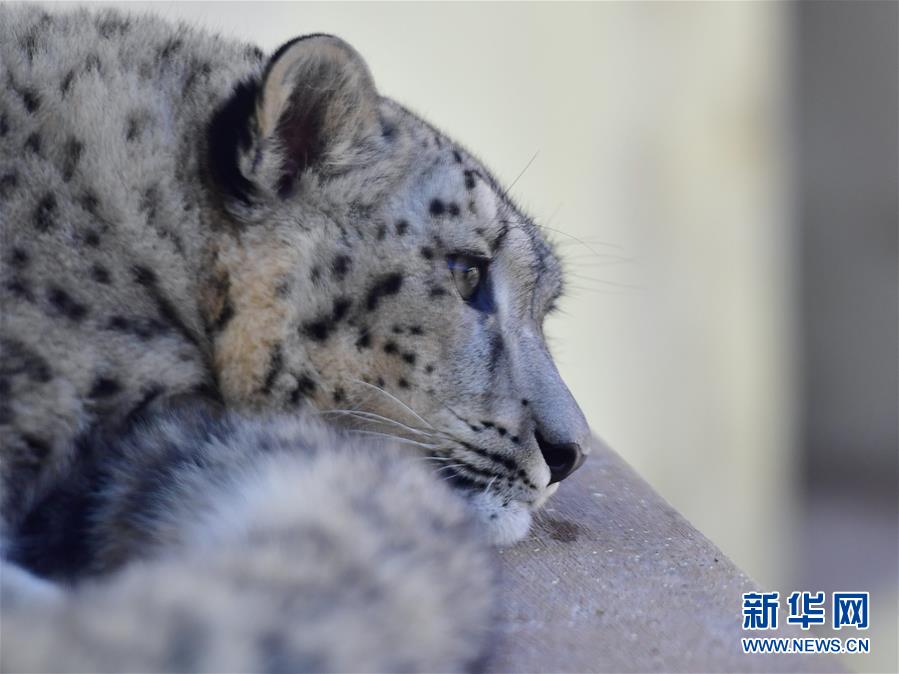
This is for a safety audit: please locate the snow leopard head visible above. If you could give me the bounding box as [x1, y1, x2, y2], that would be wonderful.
[204, 35, 590, 544]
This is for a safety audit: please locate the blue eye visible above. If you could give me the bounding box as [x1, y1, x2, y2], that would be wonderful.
[447, 254, 494, 312]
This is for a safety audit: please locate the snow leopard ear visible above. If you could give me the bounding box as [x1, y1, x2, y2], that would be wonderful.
[207, 34, 380, 213]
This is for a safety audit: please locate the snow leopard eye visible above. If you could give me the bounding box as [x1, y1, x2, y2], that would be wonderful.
[447, 254, 492, 311]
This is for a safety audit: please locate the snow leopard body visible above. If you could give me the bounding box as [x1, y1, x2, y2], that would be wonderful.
[0, 5, 590, 671]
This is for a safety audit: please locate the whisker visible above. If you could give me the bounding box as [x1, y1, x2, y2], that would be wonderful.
[483, 475, 497, 495]
[554, 235, 625, 248]
[501, 151, 539, 200]
[563, 284, 635, 297]
[346, 429, 440, 449]
[321, 408, 439, 440]
[565, 273, 643, 290]
[434, 463, 467, 474]
[351, 380, 436, 430]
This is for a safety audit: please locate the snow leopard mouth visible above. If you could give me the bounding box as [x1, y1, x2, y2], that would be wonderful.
[444, 468, 561, 546]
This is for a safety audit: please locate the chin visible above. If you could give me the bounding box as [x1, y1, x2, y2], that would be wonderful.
[465, 485, 559, 546]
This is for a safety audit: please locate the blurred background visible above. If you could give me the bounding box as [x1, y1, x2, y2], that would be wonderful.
[101, 2, 898, 670]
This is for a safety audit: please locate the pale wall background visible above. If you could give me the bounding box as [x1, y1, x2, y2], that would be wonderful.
[86, 3, 897, 669]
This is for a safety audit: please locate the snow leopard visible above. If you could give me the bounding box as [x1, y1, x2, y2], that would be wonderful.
[0, 4, 590, 671]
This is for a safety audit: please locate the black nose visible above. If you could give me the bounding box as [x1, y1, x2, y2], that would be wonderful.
[536, 432, 585, 484]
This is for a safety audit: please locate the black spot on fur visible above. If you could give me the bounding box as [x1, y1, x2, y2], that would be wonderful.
[132, 266, 201, 348]
[453, 150, 463, 163]
[409, 325, 424, 336]
[206, 78, 260, 207]
[332, 254, 351, 280]
[425, 364, 435, 374]
[355, 327, 371, 350]
[444, 471, 482, 492]
[158, 38, 184, 61]
[84, 53, 101, 74]
[0, 172, 18, 199]
[0, 112, 8, 137]
[139, 185, 160, 225]
[261, 345, 283, 394]
[10, 248, 29, 267]
[182, 60, 212, 95]
[246, 45, 265, 61]
[126, 115, 142, 142]
[83, 230, 100, 247]
[21, 33, 38, 61]
[420, 247, 434, 260]
[213, 299, 234, 332]
[383, 341, 398, 354]
[429, 286, 448, 298]
[1, 338, 52, 383]
[60, 69, 75, 96]
[304, 296, 352, 342]
[395, 220, 409, 235]
[79, 190, 100, 216]
[98, 14, 131, 39]
[448, 202, 460, 217]
[21, 89, 40, 114]
[191, 381, 224, 407]
[402, 352, 417, 365]
[332, 297, 351, 322]
[461, 442, 520, 474]
[33, 194, 57, 231]
[89, 377, 121, 398]
[365, 273, 403, 311]
[429, 199, 445, 216]
[391, 324, 402, 335]
[62, 137, 84, 182]
[47, 286, 88, 321]
[464, 170, 477, 190]
[23, 435, 51, 461]
[91, 264, 111, 284]
[398, 378, 410, 389]
[332, 387, 345, 404]
[132, 265, 157, 286]
[106, 315, 169, 340]
[0, 393, 10, 425]
[24, 133, 42, 155]
[488, 332, 504, 372]
[5, 279, 34, 302]
[521, 399, 529, 406]
[376, 224, 387, 240]
[289, 375, 316, 405]
[381, 117, 396, 140]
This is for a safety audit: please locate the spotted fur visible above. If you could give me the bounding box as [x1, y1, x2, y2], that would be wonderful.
[1, 5, 590, 671]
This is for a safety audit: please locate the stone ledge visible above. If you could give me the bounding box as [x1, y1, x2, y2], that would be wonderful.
[488, 438, 842, 673]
